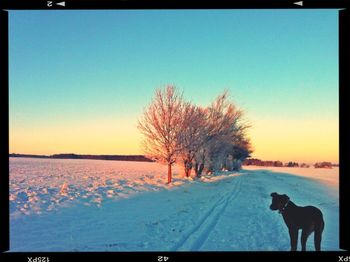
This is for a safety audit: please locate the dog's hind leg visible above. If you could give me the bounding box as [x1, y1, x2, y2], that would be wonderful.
[314, 229, 322, 251]
[314, 221, 324, 251]
[301, 229, 312, 251]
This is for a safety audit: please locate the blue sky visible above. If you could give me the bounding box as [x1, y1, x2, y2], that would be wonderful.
[9, 10, 339, 162]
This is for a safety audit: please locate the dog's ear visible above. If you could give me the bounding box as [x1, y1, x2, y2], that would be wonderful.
[282, 194, 290, 201]
[271, 192, 277, 197]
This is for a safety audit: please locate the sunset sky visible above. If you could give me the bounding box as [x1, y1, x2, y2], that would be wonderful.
[9, 10, 339, 164]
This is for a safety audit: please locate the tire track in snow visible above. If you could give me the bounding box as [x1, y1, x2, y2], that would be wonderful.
[189, 177, 242, 250]
[171, 175, 242, 251]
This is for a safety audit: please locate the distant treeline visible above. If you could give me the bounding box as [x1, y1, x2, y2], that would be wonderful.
[9, 153, 154, 162]
[243, 158, 338, 169]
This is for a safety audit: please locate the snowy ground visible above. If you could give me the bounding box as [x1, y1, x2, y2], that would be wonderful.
[9, 158, 340, 251]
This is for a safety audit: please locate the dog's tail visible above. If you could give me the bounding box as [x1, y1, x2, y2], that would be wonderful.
[314, 216, 325, 251]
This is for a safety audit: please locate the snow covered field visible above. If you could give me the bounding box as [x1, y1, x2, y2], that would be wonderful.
[9, 158, 340, 251]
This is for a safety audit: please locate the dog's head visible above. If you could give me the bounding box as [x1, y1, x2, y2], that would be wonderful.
[270, 192, 290, 211]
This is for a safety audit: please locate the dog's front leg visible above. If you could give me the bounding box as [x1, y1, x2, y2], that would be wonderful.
[289, 228, 298, 251]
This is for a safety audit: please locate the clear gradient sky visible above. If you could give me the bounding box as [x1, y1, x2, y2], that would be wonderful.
[9, 10, 339, 163]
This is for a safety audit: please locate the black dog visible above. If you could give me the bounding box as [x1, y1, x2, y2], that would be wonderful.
[270, 192, 324, 251]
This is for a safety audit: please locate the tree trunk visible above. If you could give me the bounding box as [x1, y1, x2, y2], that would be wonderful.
[187, 167, 192, 177]
[167, 164, 172, 184]
[183, 160, 189, 177]
[184, 167, 191, 177]
[183, 159, 193, 178]
[194, 162, 199, 177]
[185, 160, 193, 177]
[198, 163, 204, 176]
[195, 162, 204, 178]
[185, 166, 192, 177]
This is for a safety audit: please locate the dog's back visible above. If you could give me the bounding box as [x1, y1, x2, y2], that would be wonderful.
[287, 205, 324, 229]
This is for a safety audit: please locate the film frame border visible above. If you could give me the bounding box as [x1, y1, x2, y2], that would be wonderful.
[0, 1, 349, 261]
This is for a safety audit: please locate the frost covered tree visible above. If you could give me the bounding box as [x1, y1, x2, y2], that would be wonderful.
[201, 91, 251, 174]
[229, 137, 252, 170]
[138, 87, 252, 182]
[138, 86, 184, 184]
[177, 104, 207, 177]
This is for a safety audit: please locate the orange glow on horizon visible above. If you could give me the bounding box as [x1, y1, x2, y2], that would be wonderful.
[10, 116, 339, 164]
[10, 118, 143, 155]
[248, 116, 339, 164]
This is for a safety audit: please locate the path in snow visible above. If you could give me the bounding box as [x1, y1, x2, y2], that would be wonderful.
[172, 175, 243, 251]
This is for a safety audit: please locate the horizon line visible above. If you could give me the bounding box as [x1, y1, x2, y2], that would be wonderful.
[9, 153, 338, 165]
